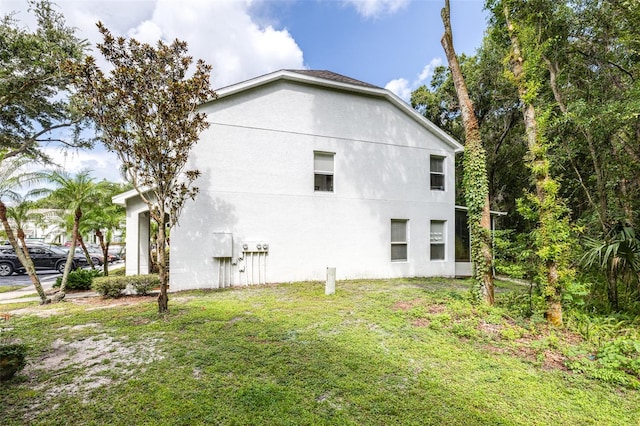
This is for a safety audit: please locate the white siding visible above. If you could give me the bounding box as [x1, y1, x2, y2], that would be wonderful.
[169, 80, 458, 290]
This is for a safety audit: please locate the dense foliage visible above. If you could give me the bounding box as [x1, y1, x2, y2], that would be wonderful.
[0, 0, 89, 165]
[53, 268, 102, 291]
[414, 0, 640, 317]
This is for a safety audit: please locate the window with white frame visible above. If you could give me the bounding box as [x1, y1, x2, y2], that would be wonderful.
[430, 220, 446, 260]
[430, 156, 445, 191]
[314, 152, 334, 192]
[391, 219, 408, 261]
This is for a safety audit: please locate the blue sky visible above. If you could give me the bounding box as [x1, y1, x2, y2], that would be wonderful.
[2, 0, 488, 182]
[260, 0, 487, 93]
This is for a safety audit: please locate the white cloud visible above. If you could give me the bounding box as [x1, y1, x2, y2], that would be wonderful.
[2, 0, 305, 88]
[344, 0, 408, 19]
[384, 78, 411, 101]
[418, 58, 442, 84]
[124, 0, 305, 87]
[40, 147, 124, 184]
[127, 20, 163, 44]
[385, 57, 443, 102]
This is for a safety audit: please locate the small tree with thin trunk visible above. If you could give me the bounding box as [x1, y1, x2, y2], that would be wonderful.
[71, 23, 215, 313]
[440, 0, 495, 304]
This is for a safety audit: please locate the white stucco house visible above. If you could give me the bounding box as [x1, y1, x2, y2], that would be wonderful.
[113, 69, 481, 291]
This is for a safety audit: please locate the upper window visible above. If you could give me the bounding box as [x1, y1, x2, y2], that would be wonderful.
[430, 156, 445, 191]
[391, 219, 408, 262]
[430, 220, 446, 261]
[314, 152, 334, 192]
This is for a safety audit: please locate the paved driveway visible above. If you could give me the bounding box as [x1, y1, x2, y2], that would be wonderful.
[0, 270, 61, 286]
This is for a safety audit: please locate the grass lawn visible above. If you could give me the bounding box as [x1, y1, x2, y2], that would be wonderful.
[0, 285, 27, 294]
[0, 278, 638, 425]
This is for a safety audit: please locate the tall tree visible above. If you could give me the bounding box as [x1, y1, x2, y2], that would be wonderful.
[0, 0, 89, 165]
[440, 0, 495, 304]
[487, 0, 574, 326]
[71, 23, 216, 313]
[37, 170, 97, 301]
[0, 161, 49, 303]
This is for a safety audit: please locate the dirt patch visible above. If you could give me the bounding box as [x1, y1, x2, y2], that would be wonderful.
[391, 298, 423, 311]
[24, 332, 164, 413]
[412, 318, 431, 327]
[8, 307, 66, 318]
[427, 304, 447, 314]
[542, 350, 568, 370]
[71, 295, 156, 308]
[478, 321, 503, 336]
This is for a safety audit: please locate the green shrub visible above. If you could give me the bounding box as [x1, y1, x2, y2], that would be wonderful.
[92, 274, 160, 298]
[129, 274, 160, 296]
[451, 320, 478, 338]
[495, 262, 528, 279]
[109, 267, 126, 277]
[0, 344, 27, 381]
[92, 276, 127, 298]
[54, 269, 102, 290]
[500, 325, 525, 341]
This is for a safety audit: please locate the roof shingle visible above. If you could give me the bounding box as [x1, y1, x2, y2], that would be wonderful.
[285, 70, 382, 89]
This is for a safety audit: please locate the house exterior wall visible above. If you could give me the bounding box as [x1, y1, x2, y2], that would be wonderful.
[169, 79, 459, 290]
[122, 196, 150, 276]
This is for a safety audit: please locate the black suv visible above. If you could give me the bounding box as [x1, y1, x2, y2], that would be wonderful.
[0, 245, 87, 276]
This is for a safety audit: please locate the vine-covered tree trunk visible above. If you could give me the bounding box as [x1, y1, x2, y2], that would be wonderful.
[0, 201, 49, 304]
[441, 0, 494, 304]
[504, 4, 569, 326]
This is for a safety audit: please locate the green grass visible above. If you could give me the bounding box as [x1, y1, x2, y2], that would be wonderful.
[0, 285, 27, 294]
[1, 278, 639, 425]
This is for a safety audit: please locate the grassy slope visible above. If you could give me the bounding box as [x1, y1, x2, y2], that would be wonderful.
[1, 278, 638, 425]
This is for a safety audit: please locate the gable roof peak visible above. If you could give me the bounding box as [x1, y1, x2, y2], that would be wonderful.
[283, 69, 382, 89]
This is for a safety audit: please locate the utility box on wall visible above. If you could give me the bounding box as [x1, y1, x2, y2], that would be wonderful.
[211, 232, 233, 258]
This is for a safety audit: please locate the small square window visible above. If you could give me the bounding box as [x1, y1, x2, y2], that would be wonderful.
[430, 156, 445, 191]
[391, 219, 408, 261]
[430, 220, 446, 261]
[314, 152, 334, 192]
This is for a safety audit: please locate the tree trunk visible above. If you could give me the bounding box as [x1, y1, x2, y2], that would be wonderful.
[0, 201, 50, 304]
[55, 208, 82, 302]
[77, 234, 95, 269]
[95, 229, 109, 276]
[441, 0, 494, 304]
[157, 213, 169, 314]
[606, 270, 619, 311]
[504, 4, 564, 326]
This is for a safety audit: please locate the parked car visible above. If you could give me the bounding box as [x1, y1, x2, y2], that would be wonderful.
[59, 247, 105, 266]
[0, 245, 88, 276]
[107, 245, 124, 262]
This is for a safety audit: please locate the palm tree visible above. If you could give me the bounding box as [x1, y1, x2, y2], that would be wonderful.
[50, 211, 98, 270]
[582, 223, 640, 311]
[36, 170, 98, 301]
[82, 205, 124, 276]
[0, 160, 50, 303]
